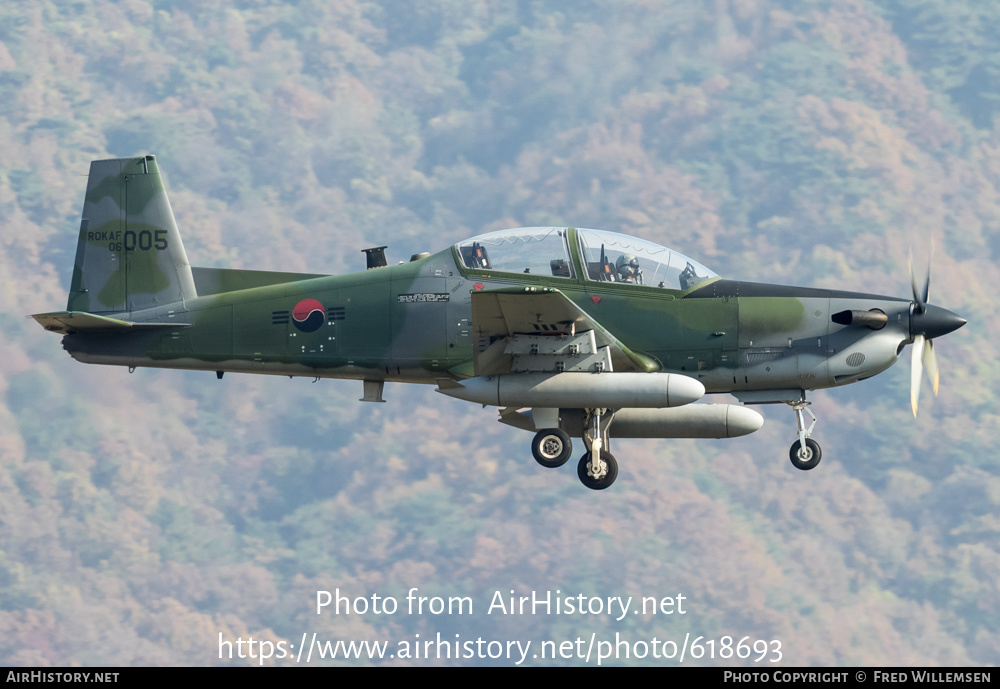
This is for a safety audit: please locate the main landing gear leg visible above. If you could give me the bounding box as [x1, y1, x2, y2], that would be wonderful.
[787, 398, 821, 470]
[578, 409, 618, 490]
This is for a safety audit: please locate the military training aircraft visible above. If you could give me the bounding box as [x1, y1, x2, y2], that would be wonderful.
[33, 156, 967, 489]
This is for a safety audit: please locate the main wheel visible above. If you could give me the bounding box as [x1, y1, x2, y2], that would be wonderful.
[531, 429, 572, 468]
[789, 438, 822, 470]
[577, 450, 618, 490]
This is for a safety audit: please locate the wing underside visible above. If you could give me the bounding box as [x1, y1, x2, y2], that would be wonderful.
[469, 287, 659, 376]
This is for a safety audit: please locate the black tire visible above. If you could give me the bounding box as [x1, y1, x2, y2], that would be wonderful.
[577, 450, 618, 490]
[789, 438, 822, 470]
[531, 429, 572, 468]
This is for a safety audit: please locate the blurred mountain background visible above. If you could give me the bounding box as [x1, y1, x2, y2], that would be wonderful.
[1, 0, 997, 666]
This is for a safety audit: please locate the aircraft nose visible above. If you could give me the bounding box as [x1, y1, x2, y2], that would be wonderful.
[911, 303, 966, 340]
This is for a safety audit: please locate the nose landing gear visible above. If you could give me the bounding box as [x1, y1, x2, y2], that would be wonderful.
[787, 399, 821, 470]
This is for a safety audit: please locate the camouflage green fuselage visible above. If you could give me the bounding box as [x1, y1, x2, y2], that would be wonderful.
[35, 156, 970, 488]
[63, 244, 912, 396]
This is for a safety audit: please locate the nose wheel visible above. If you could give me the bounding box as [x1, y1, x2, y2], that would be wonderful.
[787, 399, 821, 470]
[789, 437, 821, 470]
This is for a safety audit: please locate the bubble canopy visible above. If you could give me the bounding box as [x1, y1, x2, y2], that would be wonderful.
[454, 227, 717, 290]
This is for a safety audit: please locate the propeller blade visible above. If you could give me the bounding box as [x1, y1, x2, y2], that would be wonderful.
[924, 338, 939, 396]
[907, 239, 957, 416]
[908, 249, 930, 311]
[911, 334, 924, 417]
[926, 239, 934, 305]
[909, 251, 921, 310]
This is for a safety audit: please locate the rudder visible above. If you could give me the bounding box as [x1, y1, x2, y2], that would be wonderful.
[68, 155, 196, 314]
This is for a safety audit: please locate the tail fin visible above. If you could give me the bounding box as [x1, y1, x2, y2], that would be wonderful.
[67, 155, 196, 314]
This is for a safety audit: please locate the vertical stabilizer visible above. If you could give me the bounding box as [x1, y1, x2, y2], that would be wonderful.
[68, 155, 196, 314]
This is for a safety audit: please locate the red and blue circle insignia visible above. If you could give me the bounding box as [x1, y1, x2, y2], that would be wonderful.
[292, 298, 325, 332]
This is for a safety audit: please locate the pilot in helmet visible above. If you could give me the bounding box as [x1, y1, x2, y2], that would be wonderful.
[616, 254, 642, 283]
[679, 261, 703, 290]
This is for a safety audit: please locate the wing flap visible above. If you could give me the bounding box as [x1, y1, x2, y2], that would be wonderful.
[470, 287, 659, 375]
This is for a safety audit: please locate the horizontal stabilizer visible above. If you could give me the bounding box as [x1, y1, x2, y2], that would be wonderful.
[32, 311, 191, 335]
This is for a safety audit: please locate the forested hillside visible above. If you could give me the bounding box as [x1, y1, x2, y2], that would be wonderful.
[1, 0, 997, 666]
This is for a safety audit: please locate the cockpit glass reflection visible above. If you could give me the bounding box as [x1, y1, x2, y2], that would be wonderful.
[456, 227, 575, 278]
[576, 228, 716, 289]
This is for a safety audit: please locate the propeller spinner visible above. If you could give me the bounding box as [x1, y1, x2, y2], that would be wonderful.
[908, 250, 966, 416]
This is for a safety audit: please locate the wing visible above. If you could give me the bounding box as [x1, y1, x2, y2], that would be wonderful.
[470, 287, 660, 376]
